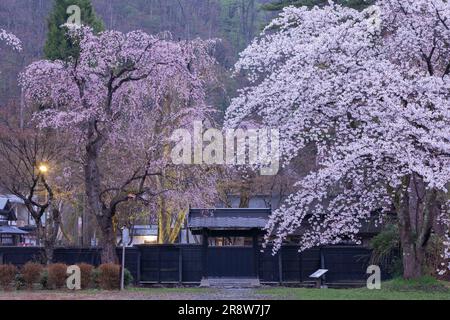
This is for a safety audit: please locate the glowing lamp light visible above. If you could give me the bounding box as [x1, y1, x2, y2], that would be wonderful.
[38, 164, 49, 173]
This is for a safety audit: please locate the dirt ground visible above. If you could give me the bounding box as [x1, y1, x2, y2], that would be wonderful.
[0, 288, 276, 300]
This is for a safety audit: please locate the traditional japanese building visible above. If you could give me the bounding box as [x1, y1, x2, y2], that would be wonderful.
[0, 198, 28, 246]
[189, 208, 269, 281]
[188, 207, 382, 284]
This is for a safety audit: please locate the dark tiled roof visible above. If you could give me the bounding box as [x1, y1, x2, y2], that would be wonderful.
[188, 208, 271, 229]
[0, 225, 29, 235]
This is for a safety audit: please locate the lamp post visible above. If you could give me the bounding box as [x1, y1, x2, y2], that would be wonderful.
[120, 226, 129, 291]
[38, 163, 50, 226]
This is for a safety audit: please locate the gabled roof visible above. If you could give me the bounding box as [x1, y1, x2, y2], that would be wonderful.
[188, 208, 271, 230]
[0, 225, 29, 235]
[0, 198, 8, 211]
[0, 195, 25, 205]
[0, 198, 16, 221]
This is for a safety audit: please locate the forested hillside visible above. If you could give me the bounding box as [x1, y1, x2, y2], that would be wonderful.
[0, 0, 274, 108]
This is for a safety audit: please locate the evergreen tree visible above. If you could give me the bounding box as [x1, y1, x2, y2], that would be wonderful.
[262, 0, 374, 11]
[44, 0, 104, 61]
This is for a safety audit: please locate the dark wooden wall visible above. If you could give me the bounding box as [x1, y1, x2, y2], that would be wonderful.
[0, 245, 391, 285]
[0, 247, 140, 283]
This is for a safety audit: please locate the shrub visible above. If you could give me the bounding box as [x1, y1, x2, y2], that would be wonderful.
[124, 268, 134, 287]
[47, 263, 68, 289]
[21, 262, 44, 289]
[15, 273, 25, 290]
[40, 269, 49, 289]
[91, 268, 101, 289]
[424, 234, 449, 279]
[0, 264, 18, 291]
[98, 263, 120, 290]
[77, 263, 94, 289]
[370, 223, 402, 276]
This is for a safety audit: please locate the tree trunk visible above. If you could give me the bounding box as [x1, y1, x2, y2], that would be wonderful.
[36, 222, 55, 265]
[98, 213, 118, 264]
[397, 175, 422, 279]
[84, 121, 119, 263]
[401, 241, 424, 279]
[397, 174, 438, 279]
[43, 243, 55, 265]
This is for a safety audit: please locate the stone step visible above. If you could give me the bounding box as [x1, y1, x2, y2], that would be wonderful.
[201, 278, 261, 288]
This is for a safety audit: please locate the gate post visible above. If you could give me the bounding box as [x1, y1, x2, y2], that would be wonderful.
[299, 251, 303, 283]
[253, 229, 259, 278]
[178, 246, 183, 284]
[157, 246, 161, 283]
[320, 247, 326, 284]
[278, 250, 283, 284]
[136, 248, 141, 284]
[202, 228, 208, 279]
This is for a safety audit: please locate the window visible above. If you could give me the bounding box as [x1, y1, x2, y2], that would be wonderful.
[0, 235, 14, 246]
[208, 237, 253, 247]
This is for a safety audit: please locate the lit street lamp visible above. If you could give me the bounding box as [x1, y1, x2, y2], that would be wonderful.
[38, 164, 49, 174]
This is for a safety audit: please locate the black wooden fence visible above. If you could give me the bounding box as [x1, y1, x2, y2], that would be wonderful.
[0, 245, 389, 285]
[0, 247, 140, 283]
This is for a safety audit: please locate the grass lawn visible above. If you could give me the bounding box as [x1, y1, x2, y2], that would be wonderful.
[126, 287, 214, 294]
[257, 287, 450, 300]
[0, 277, 448, 300]
[257, 277, 450, 300]
[0, 287, 217, 300]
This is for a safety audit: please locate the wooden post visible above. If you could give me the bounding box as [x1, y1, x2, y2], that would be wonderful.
[178, 246, 183, 284]
[299, 251, 303, 283]
[315, 278, 321, 289]
[253, 229, 259, 279]
[320, 247, 325, 269]
[120, 242, 126, 290]
[136, 249, 141, 284]
[202, 228, 208, 279]
[278, 250, 283, 284]
[157, 246, 161, 283]
[320, 247, 326, 284]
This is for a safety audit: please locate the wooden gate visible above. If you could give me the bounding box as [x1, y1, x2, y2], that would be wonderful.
[207, 246, 255, 278]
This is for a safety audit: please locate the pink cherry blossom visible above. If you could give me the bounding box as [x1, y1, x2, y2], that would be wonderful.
[0, 29, 22, 51]
[20, 26, 218, 262]
[226, 0, 450, 275]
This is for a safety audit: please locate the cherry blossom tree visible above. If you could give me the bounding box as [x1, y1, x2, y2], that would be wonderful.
[21, 26, 217, 263]
[226, 0, 450, 279]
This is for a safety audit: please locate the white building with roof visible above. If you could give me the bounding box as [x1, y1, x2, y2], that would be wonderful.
[0, 195, 37, 246]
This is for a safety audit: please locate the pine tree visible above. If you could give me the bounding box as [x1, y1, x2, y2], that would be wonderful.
[44, 0, 104, 61]
[262, 0, 374, 11]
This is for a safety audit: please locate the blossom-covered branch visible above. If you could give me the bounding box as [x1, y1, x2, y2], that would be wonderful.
[0, 29, 22, 51]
